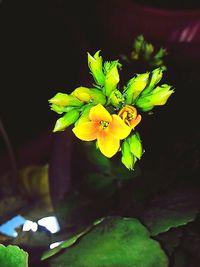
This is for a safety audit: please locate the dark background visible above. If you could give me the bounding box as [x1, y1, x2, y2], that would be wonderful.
[0, 0, 104, 152]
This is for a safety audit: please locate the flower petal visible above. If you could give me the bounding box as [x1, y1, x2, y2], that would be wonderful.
[72, 121, 98, 141]
[89, 104, 112, 123]
[130, 114, 142, 129]
[109, 114, 131, 140]
[97, 131, 120, 158]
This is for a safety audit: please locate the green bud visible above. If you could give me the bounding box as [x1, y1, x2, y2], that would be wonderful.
[90, 88, 106, 105]
[136, 84, 174, 111]
[154, 48, 167, 61]
[71, 87, 106, 105]
[88, 51, 105, 86]
[128, 132, 143, 159]
[71, 87, 91, 102]
[50, 104, 75, 114]
[104, 61, 120, 97]
[108, 89, 125, 108]
[132, 35, 144, 55]
[141, 68, 163, 96]
[150, 84, 174, 104]
[143, 43, 154, 61]
[124, 72, 149, 104]
[121, 139, 137, 170]
[49, 93, 83, 107]
[53, 109, 80, 132]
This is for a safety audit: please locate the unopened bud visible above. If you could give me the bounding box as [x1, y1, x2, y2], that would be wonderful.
[124, 72, 149, 104]
[129, 132, 143, 159]
[121, 139, 137, 170]
[141, 68, 163, 96]
[49, 93, 83, 107]
[53, 109, 80, 132]
[88, 51, 105, 86]
[104, 61, 120, 97]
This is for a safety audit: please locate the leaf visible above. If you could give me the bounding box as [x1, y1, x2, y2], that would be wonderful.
[49, 216, 169, 267]
[0, 244, 28, 267]
[41, 218, 104, 260]
[141, 187, 200, 236]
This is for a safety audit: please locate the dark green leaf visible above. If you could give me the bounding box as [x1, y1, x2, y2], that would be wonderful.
[49, 216, 169, 267]
[142, 188, 200, 236]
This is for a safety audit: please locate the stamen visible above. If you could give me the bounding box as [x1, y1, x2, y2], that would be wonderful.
[100, 120, 109, 129]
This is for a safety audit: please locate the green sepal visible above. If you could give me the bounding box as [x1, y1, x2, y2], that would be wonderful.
[53, 109, 80, 132]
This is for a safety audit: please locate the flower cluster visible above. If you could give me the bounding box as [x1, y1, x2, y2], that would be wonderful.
[49, 51, 174, 170]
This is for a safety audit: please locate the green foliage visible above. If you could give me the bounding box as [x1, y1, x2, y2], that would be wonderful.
[0, 244, 28, 267]
[142, 189, 200, 236]
[44, 217, 168, 267]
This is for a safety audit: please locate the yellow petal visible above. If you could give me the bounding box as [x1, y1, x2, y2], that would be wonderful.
[89, 104, 112, 123]
[72, 121, 98, 141]
[97, 131, 120, 158]
[109, 115, 131, 140]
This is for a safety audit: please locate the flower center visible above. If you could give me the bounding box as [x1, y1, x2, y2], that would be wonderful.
[100, 120, 109, 129]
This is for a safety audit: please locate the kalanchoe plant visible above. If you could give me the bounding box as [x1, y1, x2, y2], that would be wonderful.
[121, 35, 168, 70]
[49, 50, 174, 170]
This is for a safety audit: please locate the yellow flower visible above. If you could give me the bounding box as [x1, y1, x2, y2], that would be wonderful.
[118, 105, 141, 129]
[72, 104, 131, 158]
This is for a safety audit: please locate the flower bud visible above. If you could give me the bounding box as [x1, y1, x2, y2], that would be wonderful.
[53, 109, 80, 132]
[141, 68, 163, 96]
[108, 89, 125, 108]
[136, 84, 174, 111]
[143, 43, 154, 61]
[124, 72, 149, 104]
[131, 35, 144, 60]
[129, 132, 143, 159]
[90, 88, 106, 105]
[50, 104, 75, 114]
[121, 139, 137, 170]
[104, 61, 120, 97]
[71, 87, 91, 102]
[71, 87, 106, 105]
[88, 51, 105, 86]
[49, 93, 83, 107]
[148, 84, 174, 105]
[118, 105, 141, 129]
